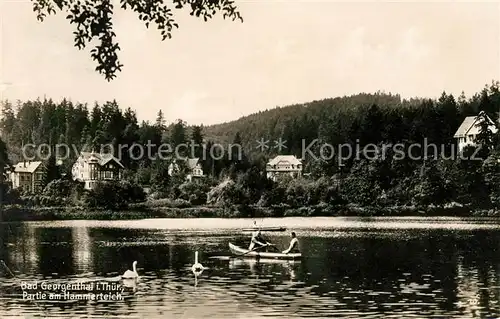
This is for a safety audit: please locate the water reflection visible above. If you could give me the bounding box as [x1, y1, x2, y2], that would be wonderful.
[0, 220, 499, 318]
[228, 258, 299, 281]
[193, 269, 203, 288]
[72, 227, 92, 273]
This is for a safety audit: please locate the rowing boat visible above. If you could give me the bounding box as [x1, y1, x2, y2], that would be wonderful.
[229, 257, 301, 267]
[241, 227, 287, 232]
[228, 243, 301, 260]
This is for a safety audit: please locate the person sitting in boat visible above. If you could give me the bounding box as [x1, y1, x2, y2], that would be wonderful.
[249, 229, 269, 251]
[282, 232, 299, 254]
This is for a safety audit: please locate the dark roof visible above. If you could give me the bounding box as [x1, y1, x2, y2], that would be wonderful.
[79, 152, 124, 168]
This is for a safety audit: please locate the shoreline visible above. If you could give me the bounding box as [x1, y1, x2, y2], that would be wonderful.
[2, 201, 499, 222]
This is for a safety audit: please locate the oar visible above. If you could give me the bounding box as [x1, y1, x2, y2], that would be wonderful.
[238, 244, 273, 257]
[266, 243, 280, 253]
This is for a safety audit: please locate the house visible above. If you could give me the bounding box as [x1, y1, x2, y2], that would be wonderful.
[453, 111, 498, 153]
[71, 152, 124, 190]
[9, 161, 44, 193]
[168, 158, 204, 182]
[266, 155, 302, 181]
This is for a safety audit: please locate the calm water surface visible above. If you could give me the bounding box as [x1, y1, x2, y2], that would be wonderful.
[0, 217, 500, 318]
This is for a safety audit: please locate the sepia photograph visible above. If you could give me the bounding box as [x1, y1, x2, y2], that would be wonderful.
[1, 0, 500, 318]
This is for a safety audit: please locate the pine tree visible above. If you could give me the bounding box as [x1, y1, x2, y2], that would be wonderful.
[475, 111, 495, 159]
[190, 125, 204, 159]
[0, 137, 10, 220]
[360, 104, 383, 145]
[151, 161, 170, 192]
[230, 132, 248, 172]
[90, 103, 102, 136]
[155, 110, 166, 131]
[0, 101, 16, 138]
[479, 87, 496, 117]
[42, 154, 61, 189]
[171, 119, 187, 152]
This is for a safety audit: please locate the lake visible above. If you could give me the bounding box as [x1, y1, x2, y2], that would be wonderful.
[0, 217, 500, 318]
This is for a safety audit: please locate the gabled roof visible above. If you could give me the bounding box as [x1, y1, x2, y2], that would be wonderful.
[79, 152, 124, 168]
[187, 158, 201, 170]
[12, 161, 43, 173]
[170, 158, 201, 170]
[267, 155, 302, 166]
[454, 111, 496, 138]
[453, 116, 476, 138]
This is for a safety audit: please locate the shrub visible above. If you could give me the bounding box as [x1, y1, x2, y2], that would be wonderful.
[43, 179, 73, 198]
[285, 180, 308, 207]
[149, 190, 169, 200]
[257, 185, 286, 207]
[119, 181, 146, 203]
[207, 179, 250, 206]
[178, 181, 209, 205]
[20, 194, 64, 207]
[83, 182, 128, 210]
[1, 183, 22, 205]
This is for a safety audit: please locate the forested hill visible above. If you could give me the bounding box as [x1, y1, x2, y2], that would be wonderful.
[202, 83, 500, 157]
[202, 93, 420, 144]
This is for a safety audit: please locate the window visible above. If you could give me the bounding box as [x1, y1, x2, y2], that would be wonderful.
[104, 171, 112, 179]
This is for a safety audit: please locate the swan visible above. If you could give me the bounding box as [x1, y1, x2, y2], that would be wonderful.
[191, 251, 204, 273]
[122, 261, 139, 279]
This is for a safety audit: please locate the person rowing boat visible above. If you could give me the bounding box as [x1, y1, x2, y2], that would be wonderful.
[248, 229, 273, 252]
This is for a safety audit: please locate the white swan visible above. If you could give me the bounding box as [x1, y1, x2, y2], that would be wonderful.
[191, 251, 204, 273]
[122, 261, 139, 279]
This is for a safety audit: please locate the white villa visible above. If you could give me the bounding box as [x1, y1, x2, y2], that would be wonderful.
[71, 152, 124, 190]
[453, 111, 498, 153]
[168, 158, 204, 182]
[266, 155, 302, 181]
[9, 161, 44, 193]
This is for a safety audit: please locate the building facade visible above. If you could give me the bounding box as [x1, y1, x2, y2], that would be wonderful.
[453, 111, 498, 153]
[9, 161, 44, 193]
[71, 152, 124, 190]
[168, 158, 204, 182]
[266, 155, 302, 181]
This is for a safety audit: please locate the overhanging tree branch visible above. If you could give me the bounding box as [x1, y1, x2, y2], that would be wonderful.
[31, 0, 243, 81]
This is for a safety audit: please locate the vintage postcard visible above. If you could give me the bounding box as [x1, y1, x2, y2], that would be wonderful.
[1, 0, 500, 318]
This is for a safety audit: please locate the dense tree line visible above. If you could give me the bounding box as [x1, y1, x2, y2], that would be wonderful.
[204, 82, 500, 158]
[1, 81, 500, 215]
[0, 98, 245, 179]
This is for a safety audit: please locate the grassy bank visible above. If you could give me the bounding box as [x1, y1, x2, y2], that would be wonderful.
[2, 199, 499, 222]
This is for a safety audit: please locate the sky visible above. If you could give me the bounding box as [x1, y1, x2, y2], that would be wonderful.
[1, 0, 499, 125]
